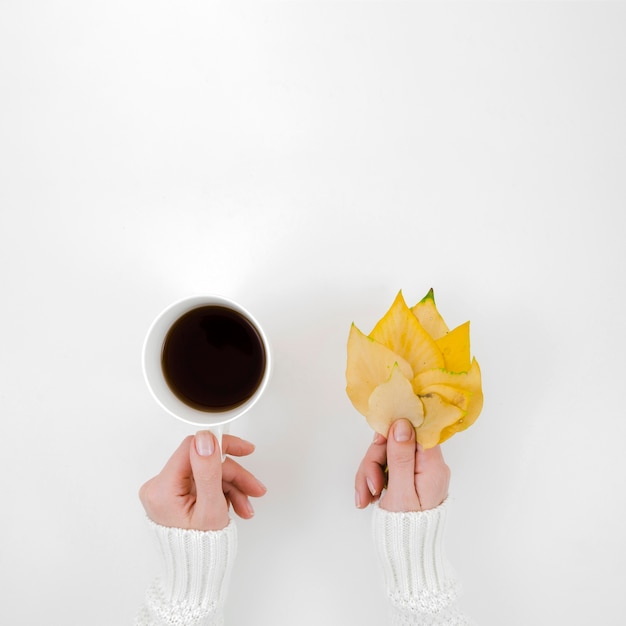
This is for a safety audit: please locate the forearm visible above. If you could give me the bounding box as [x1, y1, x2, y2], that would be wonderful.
[373, 499, 474, 626]
[135, 518, 237, 626]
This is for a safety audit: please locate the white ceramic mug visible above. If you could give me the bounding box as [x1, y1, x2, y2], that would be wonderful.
[142, 295, 272, 455]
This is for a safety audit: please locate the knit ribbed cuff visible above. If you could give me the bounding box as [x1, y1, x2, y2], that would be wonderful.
[147, 518, 237, 621]
[372, 499, 459, 616]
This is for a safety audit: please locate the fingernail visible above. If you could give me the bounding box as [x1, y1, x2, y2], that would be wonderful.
[366, 477, 377, 496]
[372, 432, 385, 444]
[246, 501, 255, 517]
[394, 420, 413, 442]
[195, 431, 215, 456]
[355, 490, 362, 508]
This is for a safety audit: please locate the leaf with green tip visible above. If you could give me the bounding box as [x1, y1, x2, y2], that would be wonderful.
[411, 288, 449, 340]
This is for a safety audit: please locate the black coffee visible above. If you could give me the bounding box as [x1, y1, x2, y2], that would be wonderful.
[161, 305, 266, 412]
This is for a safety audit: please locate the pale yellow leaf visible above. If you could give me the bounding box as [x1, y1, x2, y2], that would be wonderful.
[346, 323, 413, 416]
[367, 364, 424, 436]
[415, 393, 465, 449]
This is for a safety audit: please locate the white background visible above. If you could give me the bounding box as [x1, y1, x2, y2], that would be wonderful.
[1, 2, 625, 625]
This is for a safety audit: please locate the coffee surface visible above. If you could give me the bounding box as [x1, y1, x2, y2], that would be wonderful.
[161, 305, 266, 411]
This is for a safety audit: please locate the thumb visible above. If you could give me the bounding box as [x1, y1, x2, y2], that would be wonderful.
[189, 431, 229, 530]
[381, 419, 421, 512]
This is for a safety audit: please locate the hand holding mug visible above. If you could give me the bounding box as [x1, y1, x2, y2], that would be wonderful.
[139, 432, 267, 531]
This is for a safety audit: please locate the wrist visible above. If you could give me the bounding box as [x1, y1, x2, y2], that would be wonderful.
[147, 517, 238, 611]
[372, 499, 460, 614]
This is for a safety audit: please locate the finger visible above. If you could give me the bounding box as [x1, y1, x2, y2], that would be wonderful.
[138, 436, 196, 525]
[189, 431, 229, 530]
[222, 434, 256, 458]
[223, 484, 256, 520]
[158, 435, 195, 486]
[414, 443, 446, 475]
[381, 419, 421, 512]
[355, 432, 387, 509]
[414, 444, 450, 510]
[222, 457, 267, 498]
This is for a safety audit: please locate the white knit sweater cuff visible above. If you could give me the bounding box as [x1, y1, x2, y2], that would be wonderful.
[372, 499, 460, 616]
[146, 518, 237, 621]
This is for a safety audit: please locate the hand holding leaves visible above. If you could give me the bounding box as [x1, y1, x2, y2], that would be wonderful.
[346, 289, 483, 448]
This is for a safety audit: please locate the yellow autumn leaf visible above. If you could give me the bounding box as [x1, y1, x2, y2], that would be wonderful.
[413, 358, 483, 431]
[435, 321, 471, 373]
[416, 393, 466, 449]
[369, 291, 444, 376]
[418, 383, 473, 412]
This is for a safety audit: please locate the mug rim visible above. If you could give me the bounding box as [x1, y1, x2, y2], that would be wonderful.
[142, 295, 272, 427]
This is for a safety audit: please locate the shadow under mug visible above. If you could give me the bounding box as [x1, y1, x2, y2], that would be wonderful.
[142, 295, 272, 455]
